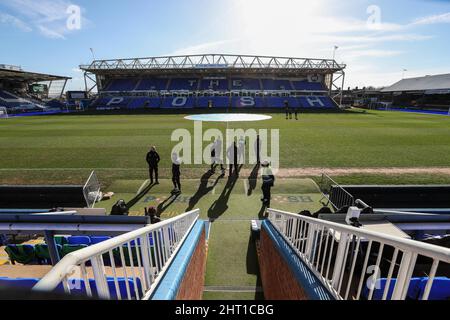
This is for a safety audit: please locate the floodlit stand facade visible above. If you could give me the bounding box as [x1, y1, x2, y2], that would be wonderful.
[80, 54, 346, 107]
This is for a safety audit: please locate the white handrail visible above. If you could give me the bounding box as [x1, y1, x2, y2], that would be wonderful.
[33, 209, 200, 300]
[267, 208, 450, 300]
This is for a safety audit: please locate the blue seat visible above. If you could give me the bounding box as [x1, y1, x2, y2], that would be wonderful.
[261, 79, 293, 91]
[265, 97, 300, 108]
[0, 277, 142, 300]
[416, 277, 450, 300]
[199, 79, 229, 91]
[90, 236, 111, 245]
[162, 97, 194, 108]
[231, 78, 261, 91]
[0, 90, 18, 99]
[232, 96, 264, 108]
[106, 79, 138, 91]
[93, 96, 131, 109]
[89, 277, 143, 300]
[0, 278, 40, 290]
[298, 96, 336, 109]
[362, 278, 423, 300]
[128, 97, 161, 109]
[197, 96, 230, 108]
[67, 236, 91, 246]
[135, 78, 168, 91]
[292, 80, 325, 91]
[168, 78, 199, 91]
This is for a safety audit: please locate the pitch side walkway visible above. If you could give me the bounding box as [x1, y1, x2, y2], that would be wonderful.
[99, 172, 327, 300]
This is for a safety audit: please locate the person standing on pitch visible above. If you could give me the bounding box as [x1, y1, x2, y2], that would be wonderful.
[227, 141, 239, 176]
[211, 138, 225, 174]
[146, 146, 160, 185]
[284, 100, 289, 120]
[254, 134, 261, 164]
[171, 152, 182, 194]
[238, 136, 246, 165]
[295, 107, 299, 120]
[261, 160, 275, 207]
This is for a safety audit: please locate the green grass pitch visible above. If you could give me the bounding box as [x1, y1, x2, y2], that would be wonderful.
[1, 109, 450, 187]
[1, 108, 450, 299]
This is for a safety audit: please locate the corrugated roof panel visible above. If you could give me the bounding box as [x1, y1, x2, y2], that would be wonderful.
[381, 73, 450, 92]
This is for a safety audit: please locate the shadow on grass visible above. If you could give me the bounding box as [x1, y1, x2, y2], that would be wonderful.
[247, 164, 260, 196]
[246, 232, 264, 300]
[207, 174, 239, 221]
[187, 170, 224, 212]
[258, 204, 267, 220]
[157, 193, 180, 215]
[126, 182, 155, 209]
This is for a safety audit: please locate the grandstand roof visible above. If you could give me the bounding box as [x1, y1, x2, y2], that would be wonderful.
[381, 73, 450, 93]
[0, 65, 70, 83]
[80, 54, 346, 76]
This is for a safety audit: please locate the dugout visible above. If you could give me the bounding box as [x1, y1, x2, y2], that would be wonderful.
[0, 185, 86, 209]
[337, 185, 450, 209]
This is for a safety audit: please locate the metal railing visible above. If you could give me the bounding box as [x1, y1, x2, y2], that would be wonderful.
[319, 173, 355, 210]
[33, 209, 200, 300]
[267, 208, 450, 300]
[80, 54, 346, 72]
[83, 171, 101, 208]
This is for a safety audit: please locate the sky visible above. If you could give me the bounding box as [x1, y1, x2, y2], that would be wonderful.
[0, 0, 450, 91]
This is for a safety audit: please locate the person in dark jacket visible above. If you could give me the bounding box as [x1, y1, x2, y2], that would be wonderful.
[227, 142, 239, 176]
[261, 160, 275, 207]
[171, 152, 181, 194]
[146, 146, 160, 184]
[145, 206, 161, 224]
[211, 138, 225, 174]
[284, 101, 289, 120]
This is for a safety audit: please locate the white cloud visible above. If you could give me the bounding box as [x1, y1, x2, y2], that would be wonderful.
[0, 12, 31, 31]
[0, 0, 88, 39]
[38, 25, 65, 39]
[169, 39, 239, 56]
[169, 0, 449, 88]
[343, 49, 404, 59]
[412, 12, 450, 25]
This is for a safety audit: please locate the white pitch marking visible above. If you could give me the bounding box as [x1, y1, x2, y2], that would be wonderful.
[243, 179, 249, 195]
[136, 179, 149, 195]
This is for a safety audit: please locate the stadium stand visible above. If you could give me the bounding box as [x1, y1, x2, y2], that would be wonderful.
[199, 78, 229, 91]
[162, 96, 195, 108]
[197, 96, 230, 108]
[0, 64, 70, 115]
[89, 95, 338, 110]
[265, 96, 300, 108]
[232, 96, 265, 108]
[80, 55, 344, 111]
[168, 78, 200, 91]
[231, 78, 261, 91]
[292, 80, 326, 91]
[135, 78, 168, 91]
[4, 236, 113, 266]
[261, 79, 293, 91]
[0, 89, 17, 100]
[362, 277, 450, 300]
[105, 79, 138, 92]
[298, 96, 335, 108]
[128, 97, 161, 109]
[0, 277, 142, 299]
